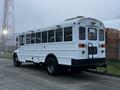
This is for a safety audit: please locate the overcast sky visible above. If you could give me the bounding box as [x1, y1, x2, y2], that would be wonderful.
[0, 0, 120, 33]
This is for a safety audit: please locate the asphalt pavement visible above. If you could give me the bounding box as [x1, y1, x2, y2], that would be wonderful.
[0, 58, 120, 90]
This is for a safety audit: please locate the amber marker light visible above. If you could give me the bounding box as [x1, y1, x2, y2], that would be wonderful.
[79, 44, 86, 48]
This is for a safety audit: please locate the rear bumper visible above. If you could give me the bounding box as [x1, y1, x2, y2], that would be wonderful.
[71, 58, 106, 67]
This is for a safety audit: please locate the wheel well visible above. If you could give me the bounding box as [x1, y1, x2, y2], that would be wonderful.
[45, 54, 58, 63]
[13, 53, 17, 59]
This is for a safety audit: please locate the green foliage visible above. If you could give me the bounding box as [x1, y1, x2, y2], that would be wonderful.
[97, 60, 120, 75]
[0, 52, 13, 59]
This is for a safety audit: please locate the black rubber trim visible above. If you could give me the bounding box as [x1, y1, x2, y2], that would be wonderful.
[72, 58, 106, 67]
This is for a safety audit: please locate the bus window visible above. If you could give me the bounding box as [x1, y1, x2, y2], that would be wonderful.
[42, 31, 47, 43]
[26, 34, 30, 44]
[36, 32, 41, 43]
[48, 30, 54, 43]
[56, 29, 63, 42]
[64, 27, 72, 41]
[79, 27, 85, 40]
[16, 37, 18, 42]
[31, 33, 36, 44]
[99, 29, 104, 41]
[19, 35, 25, 45]
[16, 37, 18, 44]
[88, 28, 97, 40]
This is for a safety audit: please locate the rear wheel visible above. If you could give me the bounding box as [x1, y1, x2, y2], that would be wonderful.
[13, 54, 21, 67]
[46, 57, 59, 75]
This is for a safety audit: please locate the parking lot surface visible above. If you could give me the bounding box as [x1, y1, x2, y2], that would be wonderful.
[0, 58, 120, 90]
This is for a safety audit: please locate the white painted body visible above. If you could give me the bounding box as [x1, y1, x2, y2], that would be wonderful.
[15, 17, 106, 66]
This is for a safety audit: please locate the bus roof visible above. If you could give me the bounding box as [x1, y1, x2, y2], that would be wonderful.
[19, 16, 104, 35]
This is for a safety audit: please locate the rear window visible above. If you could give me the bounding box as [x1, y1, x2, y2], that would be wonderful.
[79, 27, 85, 40]
[99, 29, 104, 41]
[88, 28, 97, 40]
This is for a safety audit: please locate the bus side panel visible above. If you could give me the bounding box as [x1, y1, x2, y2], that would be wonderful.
[18, 42, 77, 66]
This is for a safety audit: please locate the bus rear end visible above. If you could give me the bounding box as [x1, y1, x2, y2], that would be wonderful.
[72, 18, 106, 69]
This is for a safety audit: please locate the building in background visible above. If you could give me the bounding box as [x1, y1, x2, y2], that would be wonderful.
[104, 19, 120, 61]
[105, 28, 120, 61]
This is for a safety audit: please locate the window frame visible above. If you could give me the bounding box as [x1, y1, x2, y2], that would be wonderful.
[42, 31, 47, 43]
[79, 27, 86, 40]
[19, 35, 25, 46]
[88, 28, 97, 40]
[31, 33, 36, 44]
[55, 28, 63, 42]
[64, 26, 73, 42]
[26, 34, 31, 44]
[99, 29, 104, 41]
[36, 32, 41, 43]
[48, 30, 55, 43]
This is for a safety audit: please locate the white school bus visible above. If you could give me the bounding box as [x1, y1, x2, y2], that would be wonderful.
[13, 16, 106, 75]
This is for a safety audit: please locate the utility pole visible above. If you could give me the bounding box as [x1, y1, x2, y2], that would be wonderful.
[2, 0, 15, 51]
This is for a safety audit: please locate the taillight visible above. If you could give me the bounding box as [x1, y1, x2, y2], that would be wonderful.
[79, 44, 86, 48]
[100, 44, 106, 48]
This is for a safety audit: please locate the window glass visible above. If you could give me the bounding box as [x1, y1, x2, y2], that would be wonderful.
[48, 30, 54, 42]
[36, 32, 41, 43]
[99, 29, 104, 41]
[16, 37, 18, 42]
[16, 37, 19, 46]
[31, 33, 36, 44]
[19, 35, 25, 45]
[64, 27, 72, 41]
[42, 31, 47, 43]
[56, 29, 63, 42]
[26, 34, 30, 44]
[88, 28, 97, 40]
[79, 27, 85, 40]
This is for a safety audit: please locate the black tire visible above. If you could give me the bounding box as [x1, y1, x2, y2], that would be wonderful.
[46, 57, 59, 75]
[13, 54, 21, 67]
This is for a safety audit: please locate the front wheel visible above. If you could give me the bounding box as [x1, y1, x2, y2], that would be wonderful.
[13, 54, 21, 67]
[46, 57, 59, 75]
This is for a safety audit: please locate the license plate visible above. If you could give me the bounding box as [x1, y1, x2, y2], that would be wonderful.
[88, 47, 97, 54]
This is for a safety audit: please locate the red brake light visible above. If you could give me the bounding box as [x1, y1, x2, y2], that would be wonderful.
[100, 44, 106, 48]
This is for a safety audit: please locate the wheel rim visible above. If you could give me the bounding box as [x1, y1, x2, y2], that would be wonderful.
[47, 61, 56, 73]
